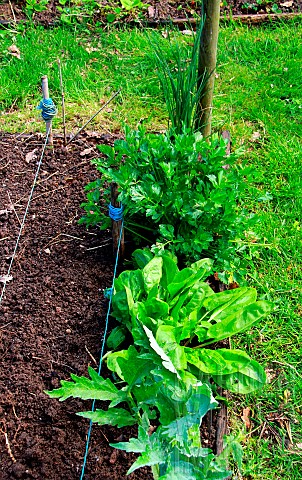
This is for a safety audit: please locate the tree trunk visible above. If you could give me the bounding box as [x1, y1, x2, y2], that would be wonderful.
[198, 0, 221, 137]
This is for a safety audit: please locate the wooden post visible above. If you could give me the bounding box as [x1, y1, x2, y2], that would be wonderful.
[111, 183, 124, 258]
[41, 75, 53, 146]
[198, 0, 221, 137]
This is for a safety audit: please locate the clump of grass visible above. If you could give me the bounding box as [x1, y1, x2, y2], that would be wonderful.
[149, 21, 209, 133]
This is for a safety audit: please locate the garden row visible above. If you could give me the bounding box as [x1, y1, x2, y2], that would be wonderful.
[1, 0, 301, 27]
[46, 28, 274, 479]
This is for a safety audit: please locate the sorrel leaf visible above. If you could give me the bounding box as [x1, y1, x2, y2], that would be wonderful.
[204, 300, 273, 343]
[213, 359, 267, 394]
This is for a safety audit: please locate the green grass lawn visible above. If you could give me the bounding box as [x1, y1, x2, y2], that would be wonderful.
[1, 18, 301, 479]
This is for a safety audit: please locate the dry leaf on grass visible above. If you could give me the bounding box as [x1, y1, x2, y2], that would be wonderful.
[148, 5, 155, 17]
[280, 1, 293, 6]
[85, 46, 98, 53]
[265, 368, 277, 383]
[250, 131, 261, 142]
[241, 407, 252, 430]
[8, 45, 21, 59]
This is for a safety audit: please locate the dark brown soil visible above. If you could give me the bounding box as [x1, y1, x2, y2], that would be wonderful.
[0, 130, 221, 478]
[0, 131, 154, 479]
[0, 0, 301, 26]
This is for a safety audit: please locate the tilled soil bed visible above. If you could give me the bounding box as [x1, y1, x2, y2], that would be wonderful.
[0, 132, 153, 479]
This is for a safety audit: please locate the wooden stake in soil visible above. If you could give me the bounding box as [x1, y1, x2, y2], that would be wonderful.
[110, 183, 124, 258]
[41, 75, 53, 146]
[57, 59, 67, 146]
[198, 0, 221, 137]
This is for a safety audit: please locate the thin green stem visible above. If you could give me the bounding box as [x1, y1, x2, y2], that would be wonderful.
[151, 465, 160, 480]
[124, 225, 152, 243]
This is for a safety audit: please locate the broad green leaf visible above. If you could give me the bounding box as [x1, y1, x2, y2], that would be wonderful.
[163, 415, 200, 447]
[97, 144, 115, 162]
[195, 321, 211, 342]
[147, 284, 160, 301]
[107, 346, 150, 387]
[106, 326, 126, 349]
[124, 284, 135, 315]
[190, 258, 213, 276]
[78, 407, 136, 428]
[177, 317, 200, 341]
[204, 287, 257, 323]
[230, 440, 243, 469]
[132, 383, 160, 405]
[114, 269, 144, 302]
[170, 290, 191, 320]
[46, 366, 119, 402]
[156, 325, 187, 370]
[184, 282, 214, 315]
[145, 298, 169, 320]
[206, 301, 273, 342]
[132, 248, 154, 269]
[167, 268, 194, 298]
[155, 392, 181, 425]
[213, 359, 266, 394]
[168, 266, 214, 301]
[111, 290, 129, 321]
[143, 325, 180, 379]
[185, 348, 251, 375]
[152, 367, 191, 404]
[137, 303, 158, 331]
[186, 384, 218, 415]
[106, 349, 129, 378]
[118, 354, 151, 388]
[161, 253, 178, 289]
[143, 257, 163, 292]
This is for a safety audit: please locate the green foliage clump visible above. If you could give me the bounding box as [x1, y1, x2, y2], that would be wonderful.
[25, 0, 49, 17]
[109, 251, 272, 394]
[80, 125, 256, 281]
[55, 0, 149, 25]
[150, 22, 208, 134]
[47, 252, 272, 479]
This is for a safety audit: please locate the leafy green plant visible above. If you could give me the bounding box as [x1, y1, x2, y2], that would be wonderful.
[57, 0, 99, 25]
[108, 251, 273, 394]
[47, 251, 270, 478]
[25, 0, 48, 16]
[47, 353, 234, 479]
[55, 0, 148, 24]
[80, 125, 256, 281]
[271, 3, 282, 13]
[120, 0, 148, 11]
[150, 21, 208, 133]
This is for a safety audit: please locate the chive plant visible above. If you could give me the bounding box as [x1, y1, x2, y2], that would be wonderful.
[150, 21, 209, 134]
